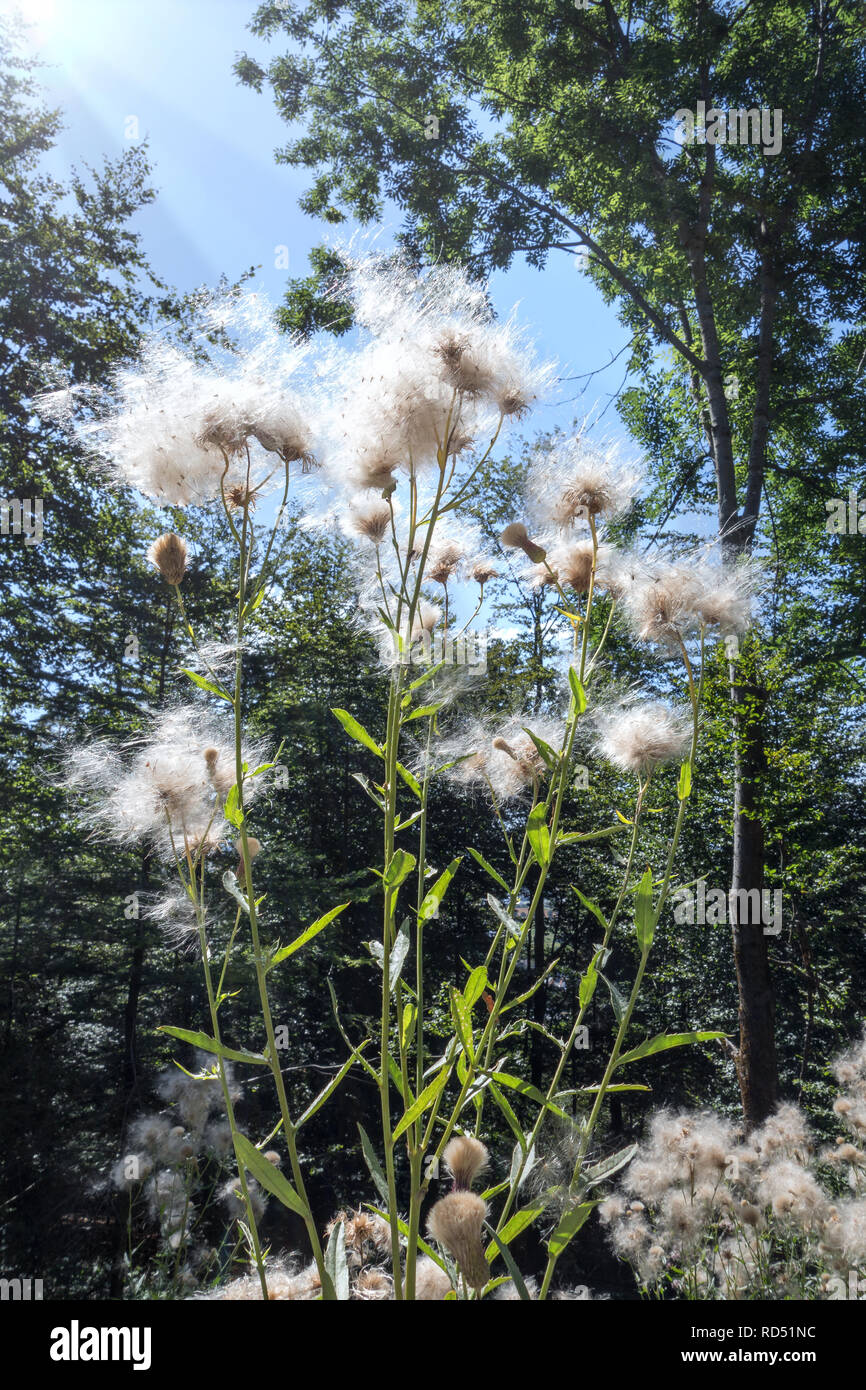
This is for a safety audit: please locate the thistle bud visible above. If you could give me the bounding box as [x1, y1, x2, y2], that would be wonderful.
[146, 532, 188, 585]
[499, 522, 546, 564]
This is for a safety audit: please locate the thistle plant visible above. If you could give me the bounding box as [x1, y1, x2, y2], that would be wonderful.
[47, 257, 760, 1300]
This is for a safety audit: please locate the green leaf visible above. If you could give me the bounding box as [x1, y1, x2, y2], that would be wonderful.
[180, 668, 232, 701]
[579, 951, 600, 1010]
[677, 760, 692, 801]
[495, 1204, 547, 1247]
[466, 845, 510, 892]
[331, 708, 383, 758]
[486, 893, 522, 941]
[617, 1030, 728, 1068]
[581, 1143, 638, 1189]
[296, 1048, 366, 1128]
[547, 1202, 595, 1257]
[489, 1082, 525, 1149]
[450, 985, 475, 1060]
[405, 702, 442, 722]
[224, 783, 244, 829]
[558, 824, 626, 846]
[324, 1217, 351, 1300]
[222, 869, 249, 915]
[357, 1124, 389, 1204]
[244, 585, 266, 617]
[484, 1224, 530, 1299]
[526, 802, 551, 867]
[571, 884, 608, 932]
[580, 1083, 651, 1092]
[521, 727, 558, 770]
[233, 1133, 309, 1217]
[351, 772, 386, 811]
[568, 668, 588, 713]
[392, 1067, 450, 1140]
[488, 1071, 567, 1119]
[385, 849, 417, 891]
[159, 1026, 267, 1066]
[409, 660, 445, 691]
[401, 1002, 417, 1050]
[395, 761, 422, 798]
[268, 903, 349, 969]
[635, 867, 655, 954]
[598, 970, 628, 1025]
[463, 964, 488, 1009]
[387, 920, 411, 991]
[418, 856, 461, 923]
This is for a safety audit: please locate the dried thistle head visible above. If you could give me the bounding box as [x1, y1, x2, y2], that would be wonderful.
[147, 533, 188, 586]
[443, 1135, 489, 1191]
[500, 522, 547, 565]
[349, 498, 392, 545]
[427, 1191, 489, 1290]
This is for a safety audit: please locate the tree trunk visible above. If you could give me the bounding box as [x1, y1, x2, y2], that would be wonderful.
[729, 656, 778, 1129]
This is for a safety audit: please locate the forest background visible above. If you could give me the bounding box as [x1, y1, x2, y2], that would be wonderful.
[1, 0, 864, 1298]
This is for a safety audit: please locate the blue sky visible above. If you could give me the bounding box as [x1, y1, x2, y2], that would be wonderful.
[4, 0, 637, 446]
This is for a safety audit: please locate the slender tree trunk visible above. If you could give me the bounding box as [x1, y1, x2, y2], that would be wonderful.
[729, 657, 777, 1129]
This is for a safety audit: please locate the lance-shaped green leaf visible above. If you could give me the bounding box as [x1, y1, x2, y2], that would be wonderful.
[387, 920, 411, 991]
[395, 761, 422, 798]
[351, 772, 386, 811]
[547, 1202, 595, 1257]
[401, 1002, 417, 1050]
[418, 855, 462, 923]
[579, 950, 601, 1010]
[580, 1143, 638, 1190]
[521, 727, 558, 770]
[677, 760, 692, 801]
[486, 893, 522, 941]
[223, 784, 244, 829]
[571, 884, 608, 932]
[331, 707, 383, 758]
[599, 970, 628, 1025]
[487, 1071, 567, 1119]
[492, 1203, 547, 1249]
[180, 668, 232, 701]
[357, 1124, 389, 1204]
[268, 902, 349, 970]
[233, 1133, 309, 1216]
[489, 1083, 525, 1149]
[159, 1026, 267, 1066]
[409, 660, 445, 691]
[466, 845, 510, 892]
[384, 849, 417, 891]
[617, 1030, 728, 1068]
[392, 1067, 451, 1140]
[484, 1224, 530, 1300]
[463, 964, 488, 1009]
[450, 985, 475, 1060]
[324, 1218, 350, 1301]
[635, 867, 655, 954]
[558, 824, 627, 846]
[222, 869, 249, 914]
[296, 1045, 368, 1129]
[526, 802, 551, 867]
[405, 701, 442, 722]
[568, 667, 588, 713]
